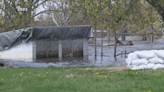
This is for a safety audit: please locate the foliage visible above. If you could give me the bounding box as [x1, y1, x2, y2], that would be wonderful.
[146, 0, 164, 22]
[0, 0, 54, 31]
[127, 0, 163, 33]
[69, 0, 163, 32]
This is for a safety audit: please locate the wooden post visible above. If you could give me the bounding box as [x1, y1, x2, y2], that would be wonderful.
[125, 50, 126, 58]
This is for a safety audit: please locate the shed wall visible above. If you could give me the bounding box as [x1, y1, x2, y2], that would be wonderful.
[0, 41, 33, 61]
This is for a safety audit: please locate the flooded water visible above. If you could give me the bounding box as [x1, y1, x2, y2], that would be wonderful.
[34, 55, 126, 67]
[1, 37, 164, 68]
[0, 55, 126, 68]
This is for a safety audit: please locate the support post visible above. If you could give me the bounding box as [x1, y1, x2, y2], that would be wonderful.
[58, 40, 62, 58]
[125, 50, 126, 58]
[83, 38, 88, 56]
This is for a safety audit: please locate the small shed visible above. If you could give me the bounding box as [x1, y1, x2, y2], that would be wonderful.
[0, 25, 93, 61]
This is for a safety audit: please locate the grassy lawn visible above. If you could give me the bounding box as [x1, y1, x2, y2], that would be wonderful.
[0, 66, 164, 92]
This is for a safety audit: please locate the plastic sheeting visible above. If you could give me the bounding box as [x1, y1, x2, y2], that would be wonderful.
[0, 25, 93, 51]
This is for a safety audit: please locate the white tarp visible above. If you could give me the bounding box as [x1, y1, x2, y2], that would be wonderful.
[126, 50, 164, 70]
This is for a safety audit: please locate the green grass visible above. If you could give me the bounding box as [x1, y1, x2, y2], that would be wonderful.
[0, 66, 163, 92]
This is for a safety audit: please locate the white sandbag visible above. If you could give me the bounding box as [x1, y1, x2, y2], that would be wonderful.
[126, 58, 130, 63]
[154, 50, 164, 59]
[137, 65, 148, 70]
[126, 58, 131, 66]
[152, 50, 158, 53]
[153, 64, 164, 70]
[149, 57, 164, 64]
[128, 65, 138, 69]
[134, 51, 157, 59]
[127, 53, 139, 61]
[130, 59, 149, 66]
[131, 64, 155, 70]
[126, 53, 139, 65]
[146, 63, 155, 69]
[131, 67, 138, 70]
[127, 53, 139, 59]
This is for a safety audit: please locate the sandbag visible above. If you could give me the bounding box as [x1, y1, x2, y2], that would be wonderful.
[134, 51, 157, 59]
[137, 65, 148, 70]
[149, 57, 164, 64]
[146, 63, 155, 69]
[130, 59, 149, 66]
[128, 65, 138, 69]
[129, 63, 155, 70]
[126, 53, 139, 65]
[126, 50, 164, 70]
[127, 53, 139, 60]
[154, 50, 164, 59]
[153, 64, 164, 70]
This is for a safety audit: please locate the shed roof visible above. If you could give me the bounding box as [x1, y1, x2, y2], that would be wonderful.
[0, 25, 93, 51]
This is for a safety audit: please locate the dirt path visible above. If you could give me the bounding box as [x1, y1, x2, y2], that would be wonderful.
[82, 66, 129, 71]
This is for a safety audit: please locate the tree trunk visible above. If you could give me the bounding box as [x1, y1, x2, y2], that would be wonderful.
[94, 25, 97, 56]
[114, 39, 117, 61]
[113, 28, 117, 61]
[122, 29, 126, 41]
[122, 34, 125, 41]
[116, 39, 124, 45]
[101, 29, 103, 56]
[107, 28, 110, 44]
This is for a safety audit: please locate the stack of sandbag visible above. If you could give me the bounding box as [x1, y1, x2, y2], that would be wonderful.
[126, 50, 164, 70]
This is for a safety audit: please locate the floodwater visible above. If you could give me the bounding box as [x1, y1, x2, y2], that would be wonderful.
[1, 37, 164, 68]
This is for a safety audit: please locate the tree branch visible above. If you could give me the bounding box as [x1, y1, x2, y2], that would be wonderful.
[33, 9, 62, 17]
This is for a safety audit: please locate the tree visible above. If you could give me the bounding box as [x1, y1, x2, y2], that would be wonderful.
[146, 0, 164, 22]
[44, 0, 71, 26]
[69, 0, 103, 56]
[64, 0, 163, 60]
[0, 0, 63, 31]
[35, 13, 56, 26]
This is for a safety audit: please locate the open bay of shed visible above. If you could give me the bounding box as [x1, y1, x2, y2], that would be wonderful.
[36, 38, 88, 59]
